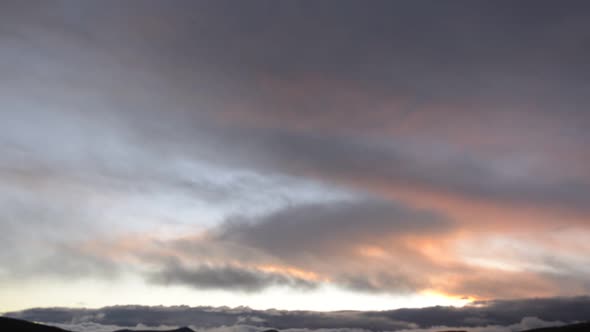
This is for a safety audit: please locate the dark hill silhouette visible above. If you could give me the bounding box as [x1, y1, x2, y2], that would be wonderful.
[433, 323, 590, 332]
[114, 327, 194, 332]
[0, 317, 196, 332]
[524, 322, 590, 332]
[2, 316, 589, 332]
[0, 317, 69, 332]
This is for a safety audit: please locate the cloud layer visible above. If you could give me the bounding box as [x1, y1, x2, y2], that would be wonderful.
[1, 0, 590, 311]
[7, 297, 590, 331]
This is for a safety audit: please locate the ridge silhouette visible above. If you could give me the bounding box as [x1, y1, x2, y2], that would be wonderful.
[2, 316, 590, 332]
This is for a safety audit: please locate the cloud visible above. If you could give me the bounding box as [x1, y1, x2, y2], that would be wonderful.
[212, 128, 590, 227]
[130, 198, 454, 294]
[18, 318, 568, 332]
[148, 261, 318, 292]
[216, 199, 451, 258]
[59, 194, 590, 298]
[48, 322, 377, 332]
[6, 297, 588, 331]
[2, 0, 590, 308]
[50, 322, 181, 332]
[397, 316, 564, 332]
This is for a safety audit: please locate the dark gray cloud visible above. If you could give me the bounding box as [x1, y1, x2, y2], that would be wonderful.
[131, 198, 452, 294]
[239, 131, 590, 217]
[2, 0, 590, 309]
[5, 296, 590, 331]
[149, 261, 317, 293]
[2, 0, 589, 222]
[336, 273, 422, 294]
[216, 199, 451, 258]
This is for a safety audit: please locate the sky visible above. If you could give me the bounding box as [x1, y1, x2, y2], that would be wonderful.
[1, 0, 590, 322]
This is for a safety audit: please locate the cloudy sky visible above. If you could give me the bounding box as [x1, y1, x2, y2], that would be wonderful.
[1, 0, 590, 320]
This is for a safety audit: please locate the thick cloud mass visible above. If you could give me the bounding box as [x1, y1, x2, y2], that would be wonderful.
[149, 262, 318, 292]
[6, 297, 590, 331]
[1, 0, 590, 312]
[217, 200, 451, 257]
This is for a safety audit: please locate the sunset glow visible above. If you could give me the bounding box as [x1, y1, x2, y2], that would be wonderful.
[1, 2, 590, 332]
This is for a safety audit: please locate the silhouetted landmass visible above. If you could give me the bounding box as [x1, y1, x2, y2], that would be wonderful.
[0, 317, 196, 332]
[524, 322, 590, 332]
[114, 327, 194, 332]
[2, 316, 590, 332]
[8, 298, 590, 331]
[0, 317, 69, 332]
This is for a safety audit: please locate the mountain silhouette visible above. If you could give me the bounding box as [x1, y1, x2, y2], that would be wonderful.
[524, 322, 590, 331]
[0, 317, 196, 332]
[0, 317, 69, 332]
[114, 327, 195, 332]
[2, 316, 589, 332]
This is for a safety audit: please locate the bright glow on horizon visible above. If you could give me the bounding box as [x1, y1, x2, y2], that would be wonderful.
[2, 1, 590, 320]
[0, 274, 470, 314]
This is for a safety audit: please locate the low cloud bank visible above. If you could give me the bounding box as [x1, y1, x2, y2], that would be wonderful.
[5, 296, 589, 331]
[37, 317, 567, 332]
